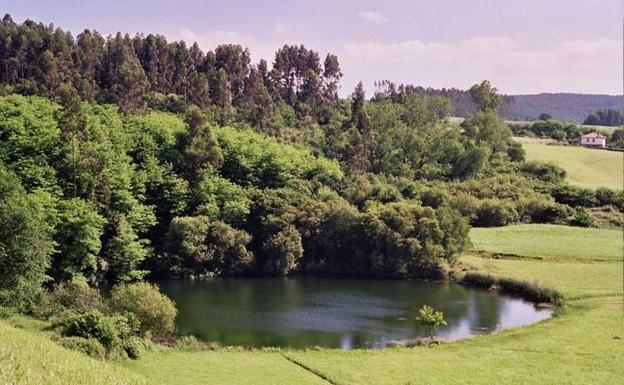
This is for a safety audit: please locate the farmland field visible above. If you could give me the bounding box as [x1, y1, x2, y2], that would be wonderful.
[514, 137, 623, 190]
[470, 224, 623, 261]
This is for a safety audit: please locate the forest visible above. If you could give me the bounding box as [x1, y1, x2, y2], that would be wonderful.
[0, 14, 622, 344]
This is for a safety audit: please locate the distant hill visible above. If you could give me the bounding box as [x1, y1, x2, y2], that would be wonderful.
[373, 83, 622, 124]
[508, 93, 623, 123]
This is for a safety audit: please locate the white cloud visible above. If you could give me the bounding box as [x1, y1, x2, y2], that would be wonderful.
[356, 11, 387, 25]
[177, 27, 247, 48]
[343, 37, 621, 94]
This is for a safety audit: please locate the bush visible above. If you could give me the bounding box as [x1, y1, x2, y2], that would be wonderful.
[551, 185, 598, 208]
[567, 207, 593, 227]
[110, 282, 177, 339]
[48, 277, 105, 314]
[473, 200, 518, 227]
[517, 199, 572, 224]
[420, 188, 449, 208]
[595, 188, 624, 210]
[122, 337, 142, 359]
[519, 161, 566, 183]
[56, 310, 139, 353]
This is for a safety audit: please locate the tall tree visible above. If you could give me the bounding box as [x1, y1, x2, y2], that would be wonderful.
[103, 33, 149, 112]
[469, 80, 502, 111]
[322, 53, 342, 101]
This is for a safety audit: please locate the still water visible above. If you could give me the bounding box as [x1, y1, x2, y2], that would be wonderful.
[158, 277, 552, 349]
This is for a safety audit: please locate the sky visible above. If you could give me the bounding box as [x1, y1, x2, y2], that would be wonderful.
[2, 0, 622, 96]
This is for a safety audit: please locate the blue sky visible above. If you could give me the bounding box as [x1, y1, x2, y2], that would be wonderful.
[3, 0, 622, 95]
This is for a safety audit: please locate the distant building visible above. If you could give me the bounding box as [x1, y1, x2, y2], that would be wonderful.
[580, 132, 606, 148]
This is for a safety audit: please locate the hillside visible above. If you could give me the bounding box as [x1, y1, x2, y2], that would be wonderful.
[515, 137, 623, 190]
[510, 93, 623, 123]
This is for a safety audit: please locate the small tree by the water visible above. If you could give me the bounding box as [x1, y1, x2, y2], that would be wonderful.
[416, 305, 447, 342]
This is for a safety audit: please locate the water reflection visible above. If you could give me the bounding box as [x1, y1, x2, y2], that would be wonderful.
[158, 277, 551, 349]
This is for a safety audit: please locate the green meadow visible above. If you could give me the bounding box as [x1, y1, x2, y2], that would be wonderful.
[470, 224, 623, 261]
[514, 137, 623, 190]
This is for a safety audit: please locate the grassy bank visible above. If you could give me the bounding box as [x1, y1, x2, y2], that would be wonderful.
[0, 319, 146, 385]
[470, 224, 623, 261]
[514, 137, 623, 190]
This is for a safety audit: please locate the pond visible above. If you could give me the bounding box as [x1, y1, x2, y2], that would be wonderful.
[158, 277, 552, 349]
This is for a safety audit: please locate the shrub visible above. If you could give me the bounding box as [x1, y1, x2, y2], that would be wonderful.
[122, 337, 142, 360]
[506, 140, 525, 162]
[56, 310, 139, 353]
[110, 282, 177, 339]
[518, 199, 571, 224]
[519, 161, 566, 183]
[473, 200, 518, 227]
[420, 188, 449, 208]
[595, 188, 624, 210]
[415, 305, 447, 341]
[551, 185, 598, 208]
[48, 277, 105, 314]
[567, 207, 593, 227]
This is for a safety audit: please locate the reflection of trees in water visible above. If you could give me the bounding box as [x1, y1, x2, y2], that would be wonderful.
[438, 290, 505, 340]
[159, 278, 526, 348]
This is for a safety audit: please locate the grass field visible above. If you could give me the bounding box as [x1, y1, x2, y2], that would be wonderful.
[2, 225, 623, 385]
[514, 137, 623, 190]
[0, 321, 146, 385]
[470, 224, 623, 261]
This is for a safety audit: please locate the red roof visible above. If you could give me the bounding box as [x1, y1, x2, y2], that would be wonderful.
[581, 132, 606, 139]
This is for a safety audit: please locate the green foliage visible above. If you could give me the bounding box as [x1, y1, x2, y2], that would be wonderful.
[0, 166, 57, 309]
[53, 199, 106, 281]
[261, 225, 303, 275]
[110, 282, 177, 339]
[462, 109, 512, 154]
[415, 304, 447, 341]
[166, 216, 253, 276]
[104, 215, 149, 282]
[0, 95, 60, 191]
[48, 277, 105, 314]
[469, 80, 502, 111]
[519, 161, 566, 183]
[56, 310, 140, 355]
[195, 172, 250, 224]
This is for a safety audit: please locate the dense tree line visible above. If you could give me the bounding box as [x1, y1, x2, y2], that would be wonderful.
[0, 14, 341, 125]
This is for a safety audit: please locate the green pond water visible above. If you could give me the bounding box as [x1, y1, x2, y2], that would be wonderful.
[158, 277, 551, 349]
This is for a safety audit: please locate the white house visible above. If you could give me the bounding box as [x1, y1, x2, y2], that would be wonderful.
[580, 132, 606, 148]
